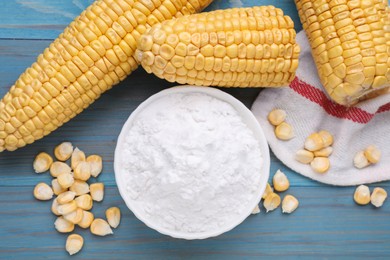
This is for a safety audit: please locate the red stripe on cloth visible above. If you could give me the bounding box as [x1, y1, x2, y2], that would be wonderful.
[289, 77, 390, 124]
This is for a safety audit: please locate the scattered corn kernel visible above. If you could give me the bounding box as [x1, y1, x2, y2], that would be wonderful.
[69, 180, 90, 196]
[64, 208, 84, 224]
[364, 145, 381, 164]
[90, 183, 104, 202]
[354, 185, 371, 205]
[282, 195, 299, 214]
[274, 122, 294, 140]
[71, 148, 86, 169]
[304, 133, 324, 152]
[78, 210, 94, 229]
[354, 151, 370, 169]
[263, 193, 281, 213]
[262, 183, 274, 199]
[273, 169, 290, 192]
[57, 191, 76, 204]
[268, 109, 286, 126]
[310, 157, 330, 173]
[65, 234, 84, 256]
[73, 162, 91, 181]
[371, 187, 387, 208]
[106, 207, 121, 228]
[251, 204, 261, 215]
[57, 200, 77, 215]
[51, 198, 61, 216]
[87, 155, 103, 178]
[50, 161, 72, 177]
[57, 173, 74, 189]
[51, 178, 67, 195]
[314, 147, 333, 157]
[54, 216, 75, 233]
[75, 194, 93, 210]
[33, 152, 53, 173]
[33, 182, 53, 201]
[90, 218, 113, 236]
[54, 142, 73, 161]
[318, 130, 333, 147]
[295, 149, 314, 164]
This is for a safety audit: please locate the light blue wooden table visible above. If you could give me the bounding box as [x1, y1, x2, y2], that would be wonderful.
[0, 0, 389, 259]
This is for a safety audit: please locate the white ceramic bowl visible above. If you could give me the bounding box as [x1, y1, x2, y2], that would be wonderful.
[114, 86, 270, 239]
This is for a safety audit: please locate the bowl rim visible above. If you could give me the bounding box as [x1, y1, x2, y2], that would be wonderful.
[114, 86, 270, 240]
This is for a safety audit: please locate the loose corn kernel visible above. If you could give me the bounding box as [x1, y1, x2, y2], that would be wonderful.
[354, 151, 370, 169]
[371, 187, 387, 208]
[78, 210, 94, 229]
[75, 194, 93, 210]
[51, 198, 61, 216]
[90, 183, 104, 202]
[57, 191, 76, 204]
[263, 193, 281, 213]
[71, 148, 86, 169]
[304, 133, 324, 152]
[282, 195, 299, 214]
[33, 182, 53, 201]
[268, 109, 286, 126]
[66, 234, 84, 256]
[57, 172, 74, 189]
[274, 122, 294, 140]
[57, 200, 78, 215]
[50, 161, 72, 177]
[295, 149, 314, 164]
[90, 218, 113, 236]
[87, 155, 103, 177]
[64, 208, 84, 224]
[54, 216, 75, 233]
[69, 180, 90, 196]
[262, 183, 274, 199]
[73, 161, 91, 181]
[354, 185, 371, 205]
[106, 207, 121, 228]
[273, 169, 290, 192]
[310, 157, 330, 173]
[52, 178, 67, 195]
[318, 130, 333, 147]
[364, 145, 381, 164]
[33, 152, 53, 173]
[251, 204, 261, 215]
[54, 142, 73, 161]
[314, 147, 333, 157]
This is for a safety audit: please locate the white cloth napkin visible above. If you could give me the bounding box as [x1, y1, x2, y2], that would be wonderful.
[251, 31, 390, 186]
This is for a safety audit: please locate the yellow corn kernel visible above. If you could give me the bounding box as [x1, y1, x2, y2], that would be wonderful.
[282, 194, 299, 214]
[304, 133, 324, 152]
[263, 193, 281, 213]
[51, 198, 61, 216]
[69, 180, 90, 196]
[90, 183, 104, 202]
[57, 173, 74, 189]
[295, 149, 314, 164]
[33, 182, 54, 201]
[354, 150, 370, 169]
[65, 234, 84, 256]
[274, 122, 294, 140]
[75, 194, 93, 210]
[268, 109, 287, 126]
[54, 142, 73, 161]
[371, 187, 387, 208]
[262, 183, 274, 199]
[354, 185, 371, 205]
[71, 147, 86, 169]
[57, 191, 76, 204]
[78, 210, 94, 229]
[364, 145, 381, 164]
[64, 208, 84, 224]
[310, 157, 330, 173]
[33, 152, 53, 173]
[318, 130, 333, 147]
[54, 216, 75, 233]
[87, 154, 103, 177]
[51, 178, 67, 196]
[57, 200, 78, 215]
[273, 169, 290, 192]
[106, 207, 121, 228]
[50, 161, 72, 177]
[314, 147, 333, 157]
[73, 161, 91, 181]
[90, 218, 113, 236]
[251, 204, 261, 215]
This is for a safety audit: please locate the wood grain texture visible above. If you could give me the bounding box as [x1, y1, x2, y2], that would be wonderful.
[0, 0, 389, 259]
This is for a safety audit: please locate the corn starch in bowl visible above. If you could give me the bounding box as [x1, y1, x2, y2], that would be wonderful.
[114, 86, 270, 239]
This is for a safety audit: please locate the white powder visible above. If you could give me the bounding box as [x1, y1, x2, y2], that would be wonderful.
[120, 92, 262, 234]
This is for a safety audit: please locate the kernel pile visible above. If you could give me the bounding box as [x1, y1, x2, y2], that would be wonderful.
[353, 185, 387, 207]
[353, 145, 381, 169]
[33, 142, 121, 256]
[267, 109, 294, 140]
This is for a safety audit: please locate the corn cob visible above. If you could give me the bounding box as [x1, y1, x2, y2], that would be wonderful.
[0, 0, 213, 152]
[136, 6, 300, 87]
[295, 0, 390, 106]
